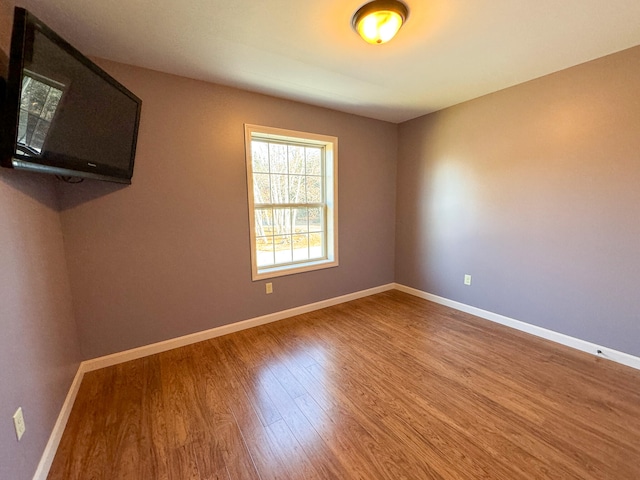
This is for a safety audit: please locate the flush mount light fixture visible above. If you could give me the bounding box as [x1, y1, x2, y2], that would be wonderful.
[352, 0, 409, 45]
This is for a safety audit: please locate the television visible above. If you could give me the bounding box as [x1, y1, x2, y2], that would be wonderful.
[1, 7, 142, 184]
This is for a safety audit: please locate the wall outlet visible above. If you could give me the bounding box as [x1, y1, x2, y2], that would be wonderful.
[13, 407, 25, 441]
[265, 282, 273, 294]
[464, 274, 472, 286]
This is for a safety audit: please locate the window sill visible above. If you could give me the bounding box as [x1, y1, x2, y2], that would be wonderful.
[253, 258, 339, 281]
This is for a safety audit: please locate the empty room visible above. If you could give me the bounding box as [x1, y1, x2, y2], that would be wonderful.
[1, 0, 639, 479]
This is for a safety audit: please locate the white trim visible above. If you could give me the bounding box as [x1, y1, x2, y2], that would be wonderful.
[35, 283, 394, 478]
[33, 366, 86, 480]
[83, 283, 394, 372]
[34, 281, 639, 479]
[244, 124, 339, 282]
[394, 283, 640, 371]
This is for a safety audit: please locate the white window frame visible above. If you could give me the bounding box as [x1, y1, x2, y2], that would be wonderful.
[244, 124, 338, 281]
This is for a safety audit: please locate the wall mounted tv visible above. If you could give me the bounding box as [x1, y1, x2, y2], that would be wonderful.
[1, 7, 142, 184]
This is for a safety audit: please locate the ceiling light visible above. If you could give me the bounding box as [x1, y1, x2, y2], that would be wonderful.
[352, 0, 409, 45]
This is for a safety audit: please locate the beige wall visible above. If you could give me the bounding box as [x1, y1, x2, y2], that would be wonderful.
[396, 45, 640, 356]
[57, 60, 398, 359]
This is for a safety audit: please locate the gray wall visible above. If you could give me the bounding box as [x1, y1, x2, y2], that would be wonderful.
[396, 46, 640, 357]
[0, 3, 82, 480]
[57, 60, 398, 359]
[0, 174, 81, 480]
[1, 1, 638, 475]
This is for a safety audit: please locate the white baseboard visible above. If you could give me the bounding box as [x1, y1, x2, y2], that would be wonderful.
[37, 280, 638, 479]
[394, 283, 640, 371]
[34, 283, 394, 479]
[33, 366, 86, 480]
[82, 283, 396, 372]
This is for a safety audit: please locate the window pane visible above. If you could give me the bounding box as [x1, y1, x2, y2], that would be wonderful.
[252, 141, 270, 173]
[23, 78, 48, 116]
[272, 208, 292, 235]
[17, 111, 28, 145]
[31, 119, 49, 152]
[292, 234, 309, 261]
[289, 175, 306, 203]
[21, 113, 40, 146]
[288, 145, 305, 174]
[253, 173, 271, 204]
[306, 176, 322, 203]
[309, 207, 323, 232]
[306, 147, 322, 175]
[255, 208, 273, 237]
[20, 77, 32, 111]
[41, 89, 61, 122]
[309, 233, 324, 259]
[270, 174, 288, 204]
[256, 236, 275, 267]
[274, 235, 292, 264]
[270, 143, 288, 173]
[292, 207, 308, 234]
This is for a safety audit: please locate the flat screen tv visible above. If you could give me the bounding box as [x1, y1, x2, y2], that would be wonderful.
[1, 7, 142, 184]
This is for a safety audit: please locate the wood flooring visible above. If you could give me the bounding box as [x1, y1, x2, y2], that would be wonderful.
[48, 290, 640, 479]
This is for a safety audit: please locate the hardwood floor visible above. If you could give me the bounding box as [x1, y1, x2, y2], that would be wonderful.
[48, 291, 640, 479]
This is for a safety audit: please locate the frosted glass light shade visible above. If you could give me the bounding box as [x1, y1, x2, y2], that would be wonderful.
[352, 0, 409, 44]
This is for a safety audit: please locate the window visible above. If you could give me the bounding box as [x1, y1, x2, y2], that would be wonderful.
[18, 71, 65, 155]
[245, 124, 338, 280]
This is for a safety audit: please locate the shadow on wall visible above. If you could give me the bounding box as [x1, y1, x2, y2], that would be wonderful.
[0, 169, 61, 210]
[0, 169, 128, 211]
[55, 177, 128, 211]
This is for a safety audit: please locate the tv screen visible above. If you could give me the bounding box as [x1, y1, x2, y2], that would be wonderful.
[1, 7, 142, 184]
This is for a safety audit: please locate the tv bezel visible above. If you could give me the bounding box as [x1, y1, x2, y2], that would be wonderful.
[1, 7, 142, 184]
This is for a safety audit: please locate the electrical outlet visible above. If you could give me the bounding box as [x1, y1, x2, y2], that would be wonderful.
[464, 274, 472, 286]
[13, 407, 25, 441]
[266, 282, 273, 294]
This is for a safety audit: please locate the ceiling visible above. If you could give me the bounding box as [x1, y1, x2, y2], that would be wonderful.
[18, 0, 640, 123]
